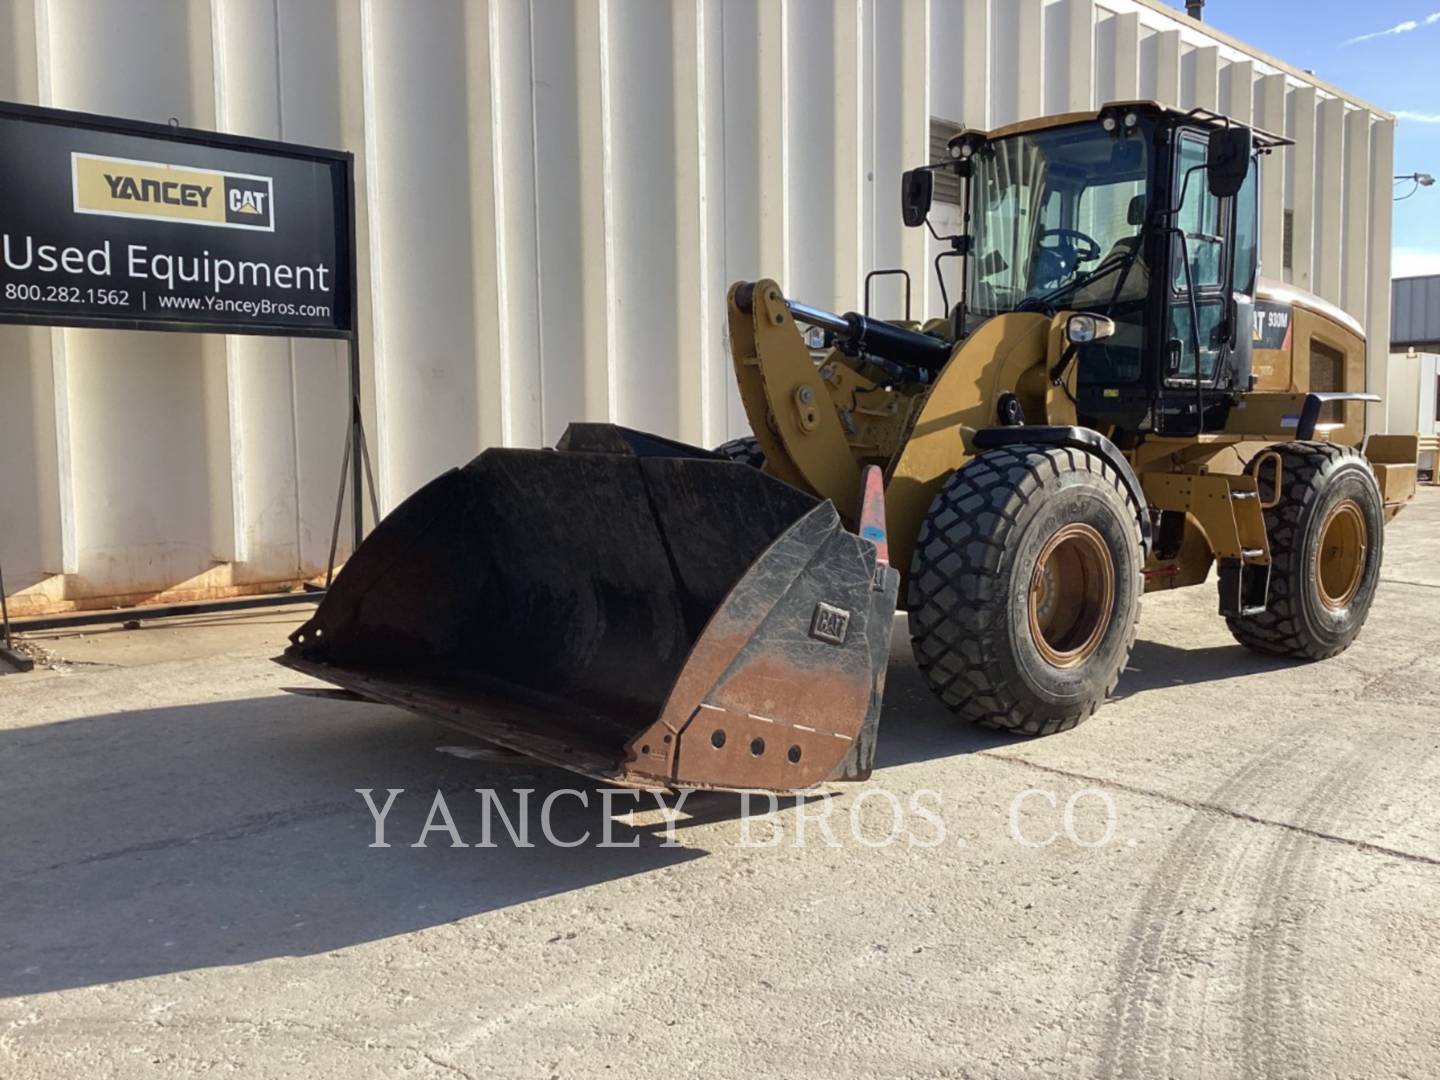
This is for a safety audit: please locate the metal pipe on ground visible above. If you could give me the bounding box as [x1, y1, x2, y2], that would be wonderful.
[8, 591, 323, 634]
[0, 556, 35, 672]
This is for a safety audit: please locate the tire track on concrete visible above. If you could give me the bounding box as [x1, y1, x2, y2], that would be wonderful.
[1239, 729, 1433, 1080]
[1133, 813, 1260, 1079]
[1191, 809, 1271, 1074]
[1099, 723, 1435, 1080]
[1238, 754, 1356, 1080]
[1100, 735, 1310, 1080]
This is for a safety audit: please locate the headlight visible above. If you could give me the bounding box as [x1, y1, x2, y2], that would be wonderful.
[1066, 313, 1117, 345]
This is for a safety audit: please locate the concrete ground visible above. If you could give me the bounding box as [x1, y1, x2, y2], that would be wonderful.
[3, 490, 1439, 1079]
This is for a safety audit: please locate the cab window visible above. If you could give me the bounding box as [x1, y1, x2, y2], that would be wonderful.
[1171, 135, 1225, 292]
[1167, 132, 1231, 385]
[1232, 163, 1258, 295]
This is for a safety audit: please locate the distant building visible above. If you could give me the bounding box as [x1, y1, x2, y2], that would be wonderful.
[1390, 276, 1440, 440]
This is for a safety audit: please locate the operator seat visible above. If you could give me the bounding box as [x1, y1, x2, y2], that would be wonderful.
[1072, 194, 1149, 308]
[1071, 194, 1149, 383]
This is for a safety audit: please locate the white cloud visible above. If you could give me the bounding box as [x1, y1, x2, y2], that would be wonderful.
[1395, 110, 1440, 123]
[1343, 11, 1440, 45]
[1393, 248, 1440, 278]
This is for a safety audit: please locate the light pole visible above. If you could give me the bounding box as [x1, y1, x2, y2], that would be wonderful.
[1395, 173, 1435, 201]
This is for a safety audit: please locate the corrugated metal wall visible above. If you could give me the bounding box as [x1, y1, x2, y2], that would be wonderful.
[0, 0, 1397, 614]
[1393, 275, 1440, 349]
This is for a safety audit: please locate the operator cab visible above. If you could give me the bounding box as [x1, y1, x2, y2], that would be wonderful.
[901, 102, 1290, 439]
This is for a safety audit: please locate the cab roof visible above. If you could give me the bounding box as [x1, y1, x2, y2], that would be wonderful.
[947, 101, 1294, 152]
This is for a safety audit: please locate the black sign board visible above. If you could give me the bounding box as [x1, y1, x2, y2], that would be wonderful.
[0, 101, 370, 615]
[0, 102, 353, 337]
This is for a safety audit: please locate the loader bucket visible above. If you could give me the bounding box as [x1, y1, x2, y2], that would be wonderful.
[278, 424, 899, 792]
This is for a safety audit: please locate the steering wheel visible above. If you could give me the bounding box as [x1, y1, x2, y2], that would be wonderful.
[1033, 227, 1103, 288]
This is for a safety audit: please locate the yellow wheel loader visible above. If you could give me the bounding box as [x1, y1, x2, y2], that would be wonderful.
[280, 102, 1419, 793]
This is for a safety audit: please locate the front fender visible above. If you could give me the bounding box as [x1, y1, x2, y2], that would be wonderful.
[885, 313, 1051, 577]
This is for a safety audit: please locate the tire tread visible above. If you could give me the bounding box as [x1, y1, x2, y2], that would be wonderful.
[1225, 441, 1378, 660]
[908, 445, 1144, 735]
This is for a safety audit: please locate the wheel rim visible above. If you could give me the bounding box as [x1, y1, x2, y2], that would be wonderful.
[1316, 499, 1367, 610]
[1027, 523, 1116, 668]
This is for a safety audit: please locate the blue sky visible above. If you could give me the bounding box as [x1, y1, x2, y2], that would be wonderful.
[1201, 0, 1440, 277]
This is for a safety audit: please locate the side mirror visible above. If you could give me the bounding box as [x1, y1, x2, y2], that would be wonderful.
[1207, 126, 1253, 198]
[901, 169, 934, 228]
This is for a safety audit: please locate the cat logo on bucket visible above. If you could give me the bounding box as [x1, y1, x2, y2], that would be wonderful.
[71, 153, 275, 232]
[810, 602, 851, 646]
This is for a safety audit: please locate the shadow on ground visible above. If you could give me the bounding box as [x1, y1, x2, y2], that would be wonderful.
[873, 629, 1298, 766]
[0, 690, 732, 998]
[0, 661, 1001, 998]
[1114, 638, 1293, 698]
[0, 629, 1297, 997]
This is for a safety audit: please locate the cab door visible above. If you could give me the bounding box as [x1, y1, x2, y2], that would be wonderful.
[1164, 129, 1259, 398]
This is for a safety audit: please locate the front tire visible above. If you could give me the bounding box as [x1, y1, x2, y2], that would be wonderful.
[908, 445, 1144, 735]
[1225, 441, 1383, 660]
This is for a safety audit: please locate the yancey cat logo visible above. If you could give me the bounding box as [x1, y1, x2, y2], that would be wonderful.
[71, 153, 275, 232]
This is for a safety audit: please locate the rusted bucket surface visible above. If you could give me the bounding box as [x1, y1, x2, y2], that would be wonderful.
[278, 424, 898, 791]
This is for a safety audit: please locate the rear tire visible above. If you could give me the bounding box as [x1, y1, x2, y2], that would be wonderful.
[1225, 441, 1383, 660]
[908, 445, 1144, 735]
[715, 436, 765, 470]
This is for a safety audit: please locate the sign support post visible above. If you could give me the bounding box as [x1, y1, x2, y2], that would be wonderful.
[320, 334, 379, 591]
[0, 100, 370, 633]
[351, 335, 365, 554]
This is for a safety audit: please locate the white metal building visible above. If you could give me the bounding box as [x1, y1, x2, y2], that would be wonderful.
[1390, 275, 1440, 462]
[0, 0, 1398, 615]
[1413, 354, 1439, 435]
